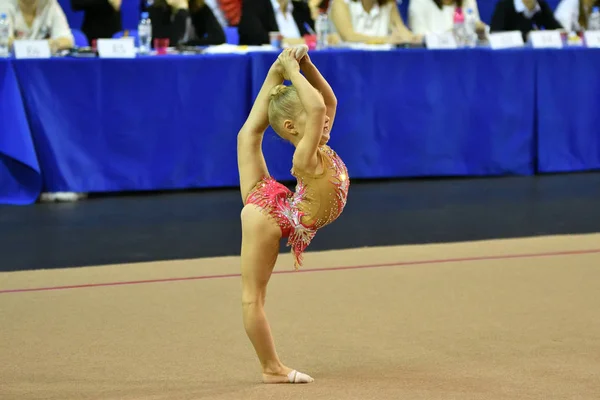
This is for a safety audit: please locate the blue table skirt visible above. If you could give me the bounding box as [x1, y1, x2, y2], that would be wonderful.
[12, 54, 251, 193]
[250, 49, 536, 182]
[4, 47, 600, 203]
[0, 60, 41, 205]
[536, 48, 600, 173]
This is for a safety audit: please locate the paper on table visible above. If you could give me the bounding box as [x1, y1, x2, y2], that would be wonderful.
[202, 44, 277, 54]
[337, 42, 394, 51]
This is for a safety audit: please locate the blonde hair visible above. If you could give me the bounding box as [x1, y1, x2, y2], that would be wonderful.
[268, 84, 303, 138]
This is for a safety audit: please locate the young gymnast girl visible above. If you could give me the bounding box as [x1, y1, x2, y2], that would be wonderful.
[237, 46, 350, 384]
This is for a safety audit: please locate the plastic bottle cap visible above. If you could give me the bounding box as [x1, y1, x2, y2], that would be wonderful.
[594, 6, 600, 12]
[141, 12, 149, 18]
[0, 13, 6, 18]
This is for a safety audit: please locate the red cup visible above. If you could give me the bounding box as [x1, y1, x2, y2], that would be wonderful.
[91, 39, 97, 51]
[153, 38, 170, 55]
[304, 34, 317, 50]
[560, 31, 568, 41]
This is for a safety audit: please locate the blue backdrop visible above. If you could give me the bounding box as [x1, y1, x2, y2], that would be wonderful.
[252, 49, 535, 181]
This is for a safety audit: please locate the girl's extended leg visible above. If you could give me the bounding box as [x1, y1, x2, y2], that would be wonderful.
[240, 204, 314, 384]
[237, 61, 284, 203]
[237, 129, 269, 204]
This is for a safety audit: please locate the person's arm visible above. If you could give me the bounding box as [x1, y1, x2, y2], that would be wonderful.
[188, 2, 225, 45]
[278, 49, 327, 170]
[330, 0, 390, 43]
[283, 0, 315, 45]
[240, 61, 285, 135]
[554, 0, 575, 31]
[298, 52, 337, 130]
[539, 0, 564, 29]
[490, 0, 508, 32]
[465, 0, 488, 36]
[389, 1, 415, 39]
[50, 3, 75, 50]
[238, 0, 270, 45]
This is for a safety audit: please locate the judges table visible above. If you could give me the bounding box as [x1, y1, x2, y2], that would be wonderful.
[1, 47, 599, 205]
[535, 48, 600, 173]
[0, 59, 41, 205]
[12, 54, 251, 197]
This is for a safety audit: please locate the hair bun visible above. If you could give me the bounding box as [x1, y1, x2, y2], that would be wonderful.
[269, 84, 288, 100]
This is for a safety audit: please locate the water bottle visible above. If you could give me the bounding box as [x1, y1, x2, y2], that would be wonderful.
[464, 8, 478, 48]
[588, 7, 600, 31]
[0, 13, 10, 58]
[453, 8, 466, 47]
[315, 12, 329, 50]
[138, 12, 152, 54]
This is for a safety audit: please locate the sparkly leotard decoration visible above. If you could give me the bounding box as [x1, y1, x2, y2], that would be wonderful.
[245, 145, 350, 269]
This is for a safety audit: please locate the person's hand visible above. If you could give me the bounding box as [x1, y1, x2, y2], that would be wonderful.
[271, 58, 286, 78]
[387, 29, 414, 45]
[327, 33, 341, 45]
[48, 39, 58, 54]
[411, 34, 424, 44]
[108, 0, 122, 11]
[277, 48, 300, 79]
[298, 50, 311, 67]
[293, 44, 309, 64]
[166, 0, 188, 9]
[475, 21, 488, 39]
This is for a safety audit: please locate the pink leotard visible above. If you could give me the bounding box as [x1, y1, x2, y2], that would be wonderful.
[245, 145, 350, 269]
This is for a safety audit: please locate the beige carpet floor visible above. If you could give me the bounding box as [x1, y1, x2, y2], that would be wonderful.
[1, 234, 599, 400]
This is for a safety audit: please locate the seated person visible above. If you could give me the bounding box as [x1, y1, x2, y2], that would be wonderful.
[70, 0, 122, 42]
[329, 0, 420, 44]
[409, 0, 487, 38]
[238, 0, 315, 45]
[1, 0, 74, 51]
[490, 0, 563, 40]
[143, 0, 225, 46]
[554, 0, 599, 32]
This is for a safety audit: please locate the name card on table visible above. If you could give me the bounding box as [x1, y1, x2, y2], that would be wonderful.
[13, 40, 51, 59]
[529, 31, 563, 48]
[97, 38, 136, 58]
[584, 31, 600, 48]
[425, 32, 457, 49]
[488, 31, 524, 49]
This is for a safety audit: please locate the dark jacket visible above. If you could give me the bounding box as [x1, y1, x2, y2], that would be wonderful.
[238, 0, 315, 45]
[490, 0, 563, 40]
[70, 0, 122, 41]
[142, 2, 225, 46]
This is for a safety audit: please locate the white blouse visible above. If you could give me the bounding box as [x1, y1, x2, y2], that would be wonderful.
[409, 0, 481, 35]
[554, 0, 581, 32]
[0, 0, 73, 41]
[271, 0, 302, 38]
[343, 0, 395, 37]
